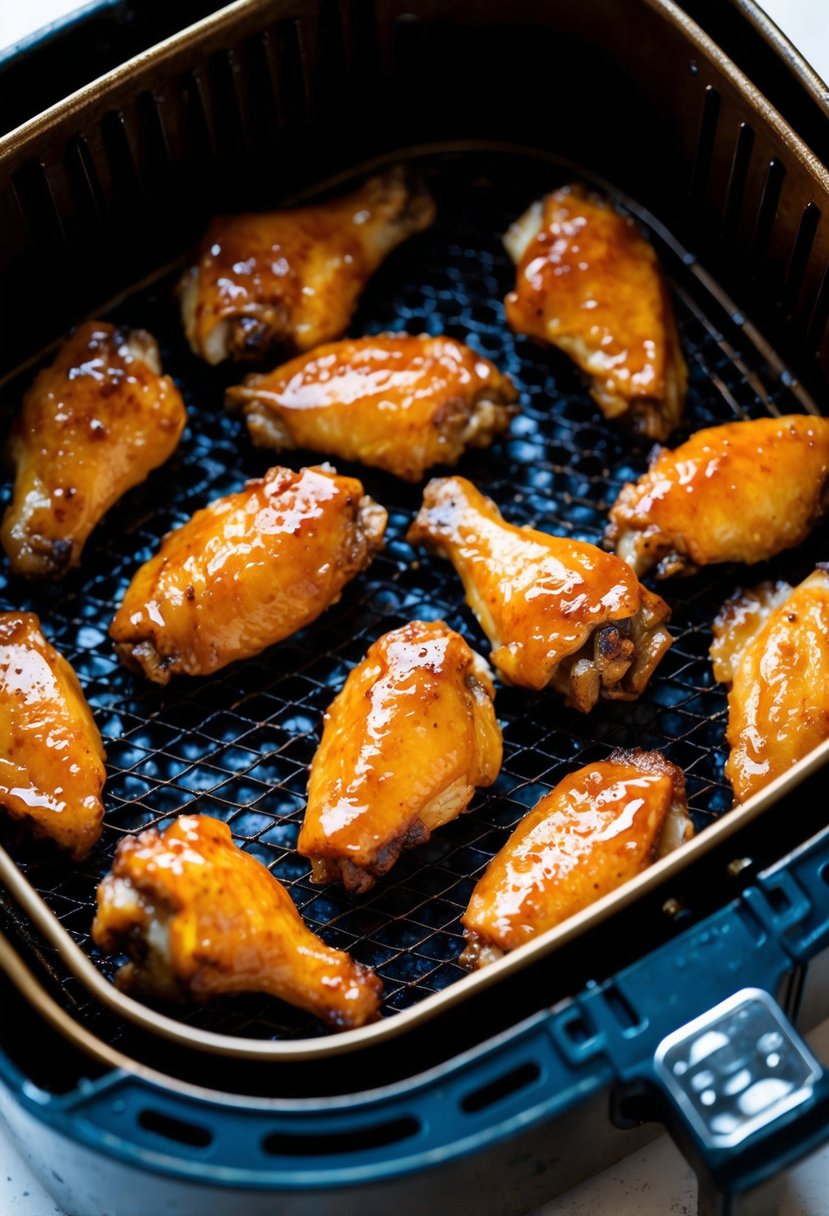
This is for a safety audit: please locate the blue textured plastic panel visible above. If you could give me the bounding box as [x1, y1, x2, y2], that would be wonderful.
[0, 150, 822, 1045]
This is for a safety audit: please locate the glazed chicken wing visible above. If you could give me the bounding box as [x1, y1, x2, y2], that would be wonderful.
[93, 815, 382, 1029]
[710, 568, 829, 803]
[461, 750, 692, 968]
[407, 477, 672, 711]
[226, 334, 518, 481]
[606, 416, 829, 578]
[504, 185, 686, 441]
[110, 464, 387, 683]
[1, 322, 186, 579]
[180, 168, 436, 365]
[0, 613, 105, 859]
[298, 620, 502, 893]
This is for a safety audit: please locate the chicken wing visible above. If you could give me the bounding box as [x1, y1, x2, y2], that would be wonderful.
[0, 613, 105, 859]
[110, 464, 387, 683]
[298, 620, 502, 893]
[1, 322, 186, 579]
[92, 814, 382, 1029]
[226, 333, 518, 481]
[710, 568, 829, 803]
[461, 749, 692, 968]
[180, 168, 436, 365]
[606, 416, 829, 578]
[503, 185, 686, 441]
[407, 477, 672, 710]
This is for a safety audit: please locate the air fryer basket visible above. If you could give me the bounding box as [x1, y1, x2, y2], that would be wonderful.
[2, 1, 829, 1214]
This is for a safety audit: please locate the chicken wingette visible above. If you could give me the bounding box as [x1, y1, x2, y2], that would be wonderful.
[298, 620, 502, 893]
[110, 464, 387, 683]
[461, 750, 692, 968]
[710, 568, 829, 803]
[1, 322, 186, 579]
[92, 815, 382, 1029]
[226, 333, 518, 481]
[606, 416, 829, 578]
[0, 613, 105, 859]
[407, 477, 672, 711]
[504, 185, 686, 441]
[180, 168, 436, 365]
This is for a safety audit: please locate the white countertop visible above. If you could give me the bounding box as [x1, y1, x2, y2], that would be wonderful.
[0, 1, 827, 1214]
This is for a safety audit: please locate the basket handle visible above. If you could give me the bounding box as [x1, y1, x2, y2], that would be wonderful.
[569, 822, 829, 1216]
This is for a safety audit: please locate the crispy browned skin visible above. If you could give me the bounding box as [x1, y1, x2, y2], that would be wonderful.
[226, 334, 518, 481]
[0, 613, 105, 859]
[92, 815, 381, 1029]
[606, 416, 829, 579]
[298, 620, 502, 893]
[503, 186, 686, 441]
[110, 465, 387, 684]
[461, 750, 692, 968]
[407, 477, 672, 711]
[180, 169, 436, 365]
[1, 322, 186, 579]
[710, 569, 829, 803]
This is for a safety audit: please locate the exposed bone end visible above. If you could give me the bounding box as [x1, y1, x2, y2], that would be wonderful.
[459, 932, 504, 971]
[356, 493, 388, 561]
[608, 747, 693, 858]
[503, 199, 544, 264]
[460, 394, 519, 451]
[114, 639, 174, 685]
[234, 395, 296, 452]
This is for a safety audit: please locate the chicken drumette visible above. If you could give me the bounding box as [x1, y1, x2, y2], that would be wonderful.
[407, 477, 672, 711]
[1, 322, 186, 579]
[180, 168, 436, 365]
[504, 185, 686, 441]
[93, 815, 382, 1029]
[0, 613, 105, 859]
[226, 333, 518, 481]
[606, 416, 829, 578]
[461, 750, 692, 968]
[711, 568, 829, 803]
[110, 464, 387, 683]
[298, 620, 502, 893]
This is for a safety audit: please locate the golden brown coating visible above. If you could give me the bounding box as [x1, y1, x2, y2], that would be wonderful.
[710, 568, 829, 803]
[1, 322, 186, 580]
[180, 168, 436, 365]
[226, 333, 518, 481]
[0, 613, 105, 859]
[606, 416, 829, 579]
[92, 814, 382, 1029]
[110, 465, 387, 684]
[407, 477, 672, 711]
[298, 620, 502, 893]
[461, 750, 692, 968]
[503, 186, 686, 441]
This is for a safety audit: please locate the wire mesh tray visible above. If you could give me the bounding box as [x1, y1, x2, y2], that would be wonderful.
[0, 148, 823, 1046]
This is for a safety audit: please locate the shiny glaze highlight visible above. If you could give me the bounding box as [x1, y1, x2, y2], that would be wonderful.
[407, 476, 672, 708]
[607, 416, 829, 578]
[298, 620, 502, 892]
[93, 814, 382, 1029]
[1, 322, 186, 579]
[0, 612, 105, 859]
[227, 333, 518, 481]
[180, 168, 435, 364]
[110, 464, 387, 683]
[504, 185, 686, 441]
[461, 750, 691, 964]
[711, 569, 829, 802]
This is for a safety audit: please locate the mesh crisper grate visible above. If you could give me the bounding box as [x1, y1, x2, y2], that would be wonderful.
[0, 151, 822, 1044]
